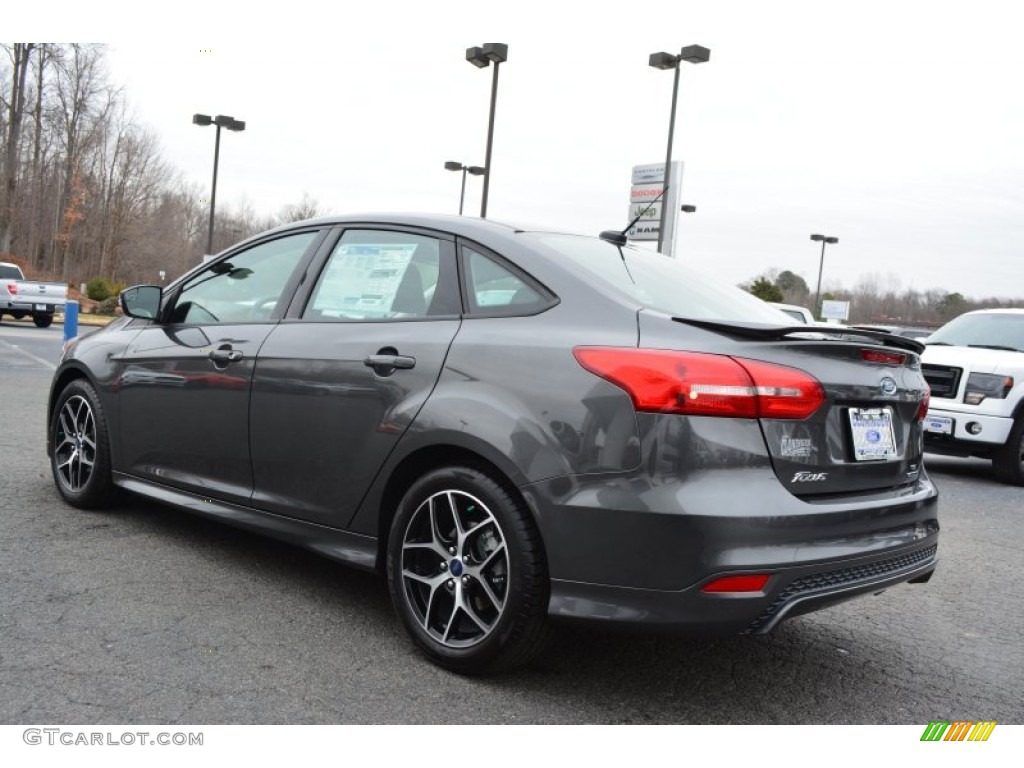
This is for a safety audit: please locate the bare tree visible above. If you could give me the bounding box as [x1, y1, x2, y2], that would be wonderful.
[278, 191, 322, 223]
[0, 43, 36, 253]
[51, 43, 112, 279]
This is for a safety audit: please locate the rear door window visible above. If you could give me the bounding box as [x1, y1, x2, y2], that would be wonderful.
[303, 229, 459, 320]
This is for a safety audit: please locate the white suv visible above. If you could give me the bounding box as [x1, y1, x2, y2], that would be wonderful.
[921, 308, 1024, 484]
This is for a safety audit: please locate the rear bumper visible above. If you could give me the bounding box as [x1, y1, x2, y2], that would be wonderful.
[521, 411, 939, 632]
[546, 541, 937, 634]
[0, 300, 58, 312]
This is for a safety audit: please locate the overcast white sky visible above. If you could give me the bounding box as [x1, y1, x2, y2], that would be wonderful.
[13, 0, 1024, 299]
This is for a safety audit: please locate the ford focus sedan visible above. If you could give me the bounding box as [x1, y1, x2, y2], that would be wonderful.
[47, 214, 938, 673]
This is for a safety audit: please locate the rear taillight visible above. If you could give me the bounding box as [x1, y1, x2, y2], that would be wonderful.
[916, 390, 930, 421]
[573, 347, 824, 420]
[6, 283, 16, 295]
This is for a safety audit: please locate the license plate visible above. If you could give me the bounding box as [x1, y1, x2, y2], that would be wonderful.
[924, 415, 954, 435]
[848, 407, 898, 461]
[35, 303, 47, 311]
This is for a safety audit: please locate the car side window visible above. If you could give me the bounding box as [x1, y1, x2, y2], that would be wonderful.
[464, 247, 549, 315]
[170, 232, 317, 324]
[304, 230, 455, 320]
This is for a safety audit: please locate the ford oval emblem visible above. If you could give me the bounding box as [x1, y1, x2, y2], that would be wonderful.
[880, 377, 897, 396]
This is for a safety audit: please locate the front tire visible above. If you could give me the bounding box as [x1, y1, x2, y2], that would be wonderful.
[992, 416, 1024, 485]
[386, 465, 550, 674]
[50, 379, 116, 508]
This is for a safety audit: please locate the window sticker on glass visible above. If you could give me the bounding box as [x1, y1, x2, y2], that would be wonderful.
[313, 243, 418, 317]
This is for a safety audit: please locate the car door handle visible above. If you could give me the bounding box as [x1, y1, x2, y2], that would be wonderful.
[363, 354, 416, 373]
[209, 347, 243, 364]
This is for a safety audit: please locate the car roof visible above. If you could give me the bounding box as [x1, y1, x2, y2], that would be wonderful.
[261, 213, 564, 240]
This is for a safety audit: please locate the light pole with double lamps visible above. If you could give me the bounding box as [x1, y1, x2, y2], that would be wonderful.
[465, 43, 508, 219]
[444, 161, 486, 215]
[648, 45, 710, 253]
[193, 113, 246, 254]
[811, 233, 839, 318]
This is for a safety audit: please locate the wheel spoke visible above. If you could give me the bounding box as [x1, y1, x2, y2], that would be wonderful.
[429, 496, 447, 548]
[402, 568, 440, 587]
[478, 541, 506, 572]
[460, 595, 491, 633]
[72, 398, 87, 430]
[441, 602, 460, 643]
[475, 573, 505, 612]
[404, 540, 449, 560]
[58, 410, 74, 438]
[448, 492, 465, 536]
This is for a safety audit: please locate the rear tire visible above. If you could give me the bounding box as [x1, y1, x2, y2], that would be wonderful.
[992, 417, 1024, 485]
[386, 465, 550, 674]
[50, 379, 116, 508]
[33, 312, 53, 328]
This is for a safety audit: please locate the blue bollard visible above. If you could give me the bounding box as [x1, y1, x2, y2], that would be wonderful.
[63, 300, 79, 344]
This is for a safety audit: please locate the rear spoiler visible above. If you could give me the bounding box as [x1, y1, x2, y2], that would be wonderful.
[673, 317, 926, 355]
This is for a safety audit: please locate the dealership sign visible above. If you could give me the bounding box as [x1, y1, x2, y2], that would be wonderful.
[626, 161, 683, 252]
[821, 300, 851, 321]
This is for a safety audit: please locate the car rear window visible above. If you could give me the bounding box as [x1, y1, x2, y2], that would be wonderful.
[0, 264, 23, 280]
[533, 234, 791, 323]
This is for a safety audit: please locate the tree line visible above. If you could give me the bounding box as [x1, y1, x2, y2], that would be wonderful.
[743, 268, 1022, 326]
[0, 43, 318, 290]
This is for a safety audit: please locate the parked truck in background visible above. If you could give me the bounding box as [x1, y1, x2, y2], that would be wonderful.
[0, 262, 68, 328]
[921, 308, 1024, 485]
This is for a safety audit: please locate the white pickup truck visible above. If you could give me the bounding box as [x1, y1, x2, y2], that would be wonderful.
[0, 261, 68, 328]
[921, 308, 1024, 485]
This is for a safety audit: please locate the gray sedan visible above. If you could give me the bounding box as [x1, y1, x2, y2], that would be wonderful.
[47, 214, 938, 673]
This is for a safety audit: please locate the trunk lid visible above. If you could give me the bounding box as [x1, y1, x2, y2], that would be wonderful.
[641, 313, 930, 497]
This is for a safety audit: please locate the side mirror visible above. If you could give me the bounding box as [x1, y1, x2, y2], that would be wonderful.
[120, 285, 162, 320]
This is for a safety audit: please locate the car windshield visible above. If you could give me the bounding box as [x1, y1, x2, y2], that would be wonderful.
[533, 234, 790, 324]
[927, 313, 1024, 352]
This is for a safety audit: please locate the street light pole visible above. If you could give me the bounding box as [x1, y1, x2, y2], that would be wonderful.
[811, 233, 839, 318]
[444, 161, 486, 215]
[649, 45, 710, 254]
[193, 113, 245, 254]
[207, 122, 222, 254]
[466, 43, 508, 219]
[458, 167, 468, 215]
[659, 63, 681, 253]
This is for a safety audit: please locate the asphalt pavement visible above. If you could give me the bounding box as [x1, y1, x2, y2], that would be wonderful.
[1, 319, 1022, 724]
